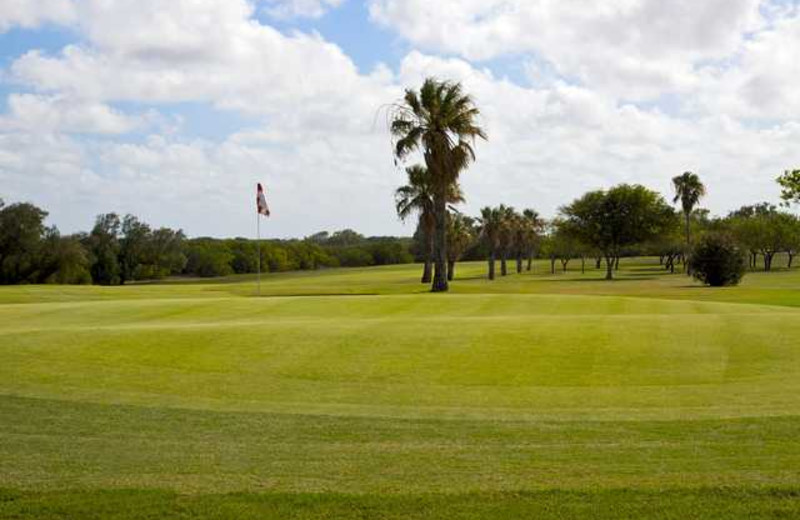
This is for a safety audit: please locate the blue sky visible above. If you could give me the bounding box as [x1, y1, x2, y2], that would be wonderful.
[0, 1, 798, 238]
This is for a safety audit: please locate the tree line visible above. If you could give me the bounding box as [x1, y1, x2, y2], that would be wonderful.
[389, 77, 800, 290]
[0, 199, 414, 285]
[397, 171, 800, 287]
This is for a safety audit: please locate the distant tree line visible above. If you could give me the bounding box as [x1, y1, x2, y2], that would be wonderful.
[398, 171, 800, 285]
[0, 199, 413, 285]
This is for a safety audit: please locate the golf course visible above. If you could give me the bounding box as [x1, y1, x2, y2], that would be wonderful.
[2, 258, 799, 519]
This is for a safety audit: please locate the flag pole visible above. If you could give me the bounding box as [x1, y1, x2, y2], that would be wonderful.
[256, 211, 261, 297]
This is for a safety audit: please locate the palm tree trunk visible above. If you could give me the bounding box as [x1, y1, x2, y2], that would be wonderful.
[447, 260, 455, 281]
[516, 255, 523, 273]
[684, 213, 691, 275]
[431, 192, 448, 292]
[605, 255, 614, 280]
[488, 252, 495, 280]
[500, 253, 508, 276]
[421, 229, 433, 283]
[421, 261, 432, 283]
[526, 254, 533, 271]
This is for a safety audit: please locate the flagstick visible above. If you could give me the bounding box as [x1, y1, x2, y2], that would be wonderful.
[256, 212, 261, 297]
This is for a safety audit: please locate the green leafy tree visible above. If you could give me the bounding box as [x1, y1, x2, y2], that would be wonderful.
[560, 184, 676, 280]
[690, 233, 747, 286]
[38, 229, 92, 284]
[326, 229, 364, 247]
[729, 206, 798, 271]
[119, 214, 151, 284]
[0, 202, 49, 284]
[86, 213, 122, 285]
[777, 169, 800, 205]
[390, 78, 487, 292]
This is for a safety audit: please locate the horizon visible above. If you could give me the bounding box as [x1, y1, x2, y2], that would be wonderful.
[2, 0, 800, 239]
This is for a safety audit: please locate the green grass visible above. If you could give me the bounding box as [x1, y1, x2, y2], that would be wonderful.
[2, 258, 799, 518]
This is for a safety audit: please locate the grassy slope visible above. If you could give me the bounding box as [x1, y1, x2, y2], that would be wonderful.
[2, 258, 800, 518]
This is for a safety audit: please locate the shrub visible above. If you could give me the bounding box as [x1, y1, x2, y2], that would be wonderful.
[689, 233, 747, 287]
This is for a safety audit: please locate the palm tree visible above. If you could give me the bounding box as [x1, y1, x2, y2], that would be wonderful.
[390, 78, 487, 292]
[497, 205, 517, 276]
[478, 206, 503, 280]
[446, 212, 475, 281]
[395, 165, 435, 283]
[672, 171, 706, 273]
[522, 209, 542, 271]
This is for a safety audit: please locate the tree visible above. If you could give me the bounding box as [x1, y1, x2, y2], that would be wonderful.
[140, 227, 187, 279]
[550, 220, 586, 273]
[496, 205, 517, 276]
[560, 184, 676, 280]
[690, 233, 747, 287]
[390, 78, 487, 292]
[729, 206, 798, 271]
[672, 171, 706, 273]
[446, 212, 475, 281]
[119, 214, 151, 284]
[326, 229, 364, 247]
[521, 209, 543, 271]
[395, 165, 462, 283]
[0, 202, 49, 284]
[478, 206, 503, 280]
[777, 169, 800, 205]
[38, 229, 92, 284]
[87, 213, 122, 285]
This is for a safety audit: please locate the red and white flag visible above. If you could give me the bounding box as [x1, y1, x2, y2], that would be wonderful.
[257, 183, 270, 217]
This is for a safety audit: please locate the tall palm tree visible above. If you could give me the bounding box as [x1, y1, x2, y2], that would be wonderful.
[395, 165, 435, 283]
[478, 206, 503, 280]
[446, 212, 475, 281]
[672, 171, 706, 273]
[390, 78, 487, 292]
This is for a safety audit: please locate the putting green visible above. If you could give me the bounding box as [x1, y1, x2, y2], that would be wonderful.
[1, 259, 799, 517]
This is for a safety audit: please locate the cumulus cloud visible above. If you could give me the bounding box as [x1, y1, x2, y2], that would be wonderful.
[0, 94, 144, 134]
[1, 0, 798, 239]
[370, 0, 764, 101]
[0, 0, 76, 32]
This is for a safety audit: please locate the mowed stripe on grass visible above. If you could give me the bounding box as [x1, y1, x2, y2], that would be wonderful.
[1, 260, 800, 518]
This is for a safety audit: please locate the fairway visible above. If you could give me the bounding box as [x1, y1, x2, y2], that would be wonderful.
[2, 259, 800, 518]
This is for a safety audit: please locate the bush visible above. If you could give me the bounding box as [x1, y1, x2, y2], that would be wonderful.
[689, 233, 747, 287]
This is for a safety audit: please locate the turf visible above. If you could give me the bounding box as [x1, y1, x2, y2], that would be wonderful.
[1, 258, 799, 518]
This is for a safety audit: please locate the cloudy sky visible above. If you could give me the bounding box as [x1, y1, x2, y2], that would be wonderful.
[1, 0, 799, 238]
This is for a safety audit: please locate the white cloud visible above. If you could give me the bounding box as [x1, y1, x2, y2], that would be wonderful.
[263, 0, 345, 19]
[0, 0, 76, 32]
[0, 94, 143, 134]
[370, 0, 764, 101]
[692, 12, 800, 119]
[1, 0, 799, 240]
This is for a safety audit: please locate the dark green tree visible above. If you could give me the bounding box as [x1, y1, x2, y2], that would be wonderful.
[87, 213, 122, 285]
[560, 184, 677, 280]
[0, 202, 48, 284]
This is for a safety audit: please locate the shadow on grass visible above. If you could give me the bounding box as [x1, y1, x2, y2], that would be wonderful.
[2, 488, 798, 520]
